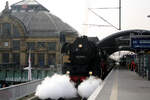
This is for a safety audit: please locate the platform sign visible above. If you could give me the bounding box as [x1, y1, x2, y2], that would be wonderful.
[131, 37, 150, 49]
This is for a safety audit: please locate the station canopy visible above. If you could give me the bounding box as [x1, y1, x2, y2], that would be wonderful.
[98, 29, 150, 55]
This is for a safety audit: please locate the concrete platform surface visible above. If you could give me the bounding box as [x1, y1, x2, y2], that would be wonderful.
[89, 69, 150, 100]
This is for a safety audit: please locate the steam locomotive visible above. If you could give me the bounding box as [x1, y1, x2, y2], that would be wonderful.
[61, 36, 110, 83]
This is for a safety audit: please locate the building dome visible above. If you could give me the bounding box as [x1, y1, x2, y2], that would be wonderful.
[10, 0, 78, 37]
[0, 0, 78, 68]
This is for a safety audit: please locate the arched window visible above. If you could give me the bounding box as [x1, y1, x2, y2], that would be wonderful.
[27, 42, 35, 50]
[12, 53, 20, 65]
[48, 42, 56, 51]
[38, 53, 45, 67]
[37, 42, 45, 48]
[12, 40, 20, 50]
[13, 24, 20, 37]
[2, 53, 9, 63]
[2, 23, 11, 35]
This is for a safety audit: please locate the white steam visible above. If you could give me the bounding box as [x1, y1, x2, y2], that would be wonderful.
[35, 74, 77, 99]
[78, 76, 102, 98]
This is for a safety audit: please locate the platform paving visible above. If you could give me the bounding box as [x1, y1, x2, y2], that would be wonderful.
[89, 69, 150, 100]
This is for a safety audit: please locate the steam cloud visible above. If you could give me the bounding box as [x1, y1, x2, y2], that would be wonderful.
[78, 76, 102, 98]
[35, 74, 77, 99]
[35, 74, 102, 99]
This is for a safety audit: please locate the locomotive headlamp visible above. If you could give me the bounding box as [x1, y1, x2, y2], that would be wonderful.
[78, 44, 83, 48]
[66, 71, 70, 75]
[89, 71, 93, 75]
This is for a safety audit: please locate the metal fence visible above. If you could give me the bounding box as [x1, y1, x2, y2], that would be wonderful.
[0, 64, 63, 100]
[0, 64, 62, 82]
[0, 79, 43, 100]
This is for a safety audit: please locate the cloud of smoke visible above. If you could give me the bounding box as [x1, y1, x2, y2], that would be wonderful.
[77, 76, 102, 98]
[35, 74, 77, 99]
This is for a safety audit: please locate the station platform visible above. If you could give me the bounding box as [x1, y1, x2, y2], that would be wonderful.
[88, 68, 150, 100]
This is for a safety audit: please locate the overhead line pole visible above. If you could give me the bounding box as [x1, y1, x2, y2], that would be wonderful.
[86, 0, 122, 30]
[119, 0, 121, 30]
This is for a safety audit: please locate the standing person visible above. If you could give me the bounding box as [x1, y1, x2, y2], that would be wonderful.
[131, 60, 136, 71]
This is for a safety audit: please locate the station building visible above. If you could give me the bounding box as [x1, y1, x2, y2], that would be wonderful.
[0, 0, 78, 68]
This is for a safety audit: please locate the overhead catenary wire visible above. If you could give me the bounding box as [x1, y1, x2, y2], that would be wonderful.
[88, 8, 119, 30]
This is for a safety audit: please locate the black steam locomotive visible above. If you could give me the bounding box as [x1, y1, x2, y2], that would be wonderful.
[61, 36, 106, 82]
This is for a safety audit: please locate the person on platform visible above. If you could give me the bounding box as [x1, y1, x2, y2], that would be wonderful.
[131, 60, 136, 71]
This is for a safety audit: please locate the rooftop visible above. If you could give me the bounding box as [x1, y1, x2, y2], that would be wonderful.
[11, 0, 49, 12]
[0, 0, 78, 38]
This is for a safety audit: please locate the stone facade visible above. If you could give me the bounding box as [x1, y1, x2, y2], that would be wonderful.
[0, 0, 78, 68]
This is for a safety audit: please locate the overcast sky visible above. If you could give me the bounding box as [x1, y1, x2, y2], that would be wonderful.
[1, 0, 150, 40]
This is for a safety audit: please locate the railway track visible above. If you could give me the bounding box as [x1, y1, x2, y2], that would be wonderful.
[23, 95, 86, 100]
[37, 97, 86, 100]
[67, 97, 86, 100]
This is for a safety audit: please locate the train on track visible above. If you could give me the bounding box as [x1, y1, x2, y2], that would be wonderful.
[61, 36, 114, 84]
[37, 36, 115, 100]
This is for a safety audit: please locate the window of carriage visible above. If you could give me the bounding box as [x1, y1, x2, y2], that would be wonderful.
[37, 42, 45, 48]
[13, 24, 20, 37]
[48, 42, 56, 51]
[27, 42, 35, 50]
[2, 23, 11, 35]
[12, 40, 20, 50]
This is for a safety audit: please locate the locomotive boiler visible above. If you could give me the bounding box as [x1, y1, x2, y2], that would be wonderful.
[61, 36, 103, 82]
